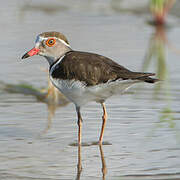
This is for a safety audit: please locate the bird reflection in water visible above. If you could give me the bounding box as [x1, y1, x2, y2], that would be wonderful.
[75, 144, 107, 180]
[76, 144, 82, 180]
[1, 71, 69, 135]
[99, 144, 107, 180]
[40, 74, 69, 134]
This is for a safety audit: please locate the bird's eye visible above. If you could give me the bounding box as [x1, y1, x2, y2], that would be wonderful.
[46, 38, 56, 47]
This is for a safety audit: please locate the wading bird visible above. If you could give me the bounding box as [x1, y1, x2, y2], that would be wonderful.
[22, 31, 158, 145]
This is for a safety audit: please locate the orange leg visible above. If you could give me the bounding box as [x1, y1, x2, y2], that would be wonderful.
[76, 107, 82, 145]
[99, 103, 107, 144]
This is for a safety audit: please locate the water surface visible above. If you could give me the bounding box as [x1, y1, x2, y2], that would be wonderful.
[0, 0, 180, 179]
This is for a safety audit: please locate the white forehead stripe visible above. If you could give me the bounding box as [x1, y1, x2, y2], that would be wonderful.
[35, 35, 47, 43]
[59, 39, 71, 48]
[35, 35, 70, 48]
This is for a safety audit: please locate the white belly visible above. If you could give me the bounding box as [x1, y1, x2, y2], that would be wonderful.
[50, 76, 140, 107]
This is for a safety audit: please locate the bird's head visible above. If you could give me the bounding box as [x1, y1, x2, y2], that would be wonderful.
[22, 31, 71, 65]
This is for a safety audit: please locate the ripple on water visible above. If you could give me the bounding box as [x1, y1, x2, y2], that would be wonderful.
[0, 0, 180, 179]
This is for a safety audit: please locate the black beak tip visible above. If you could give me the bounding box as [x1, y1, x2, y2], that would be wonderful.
[21, 53, 30, 59]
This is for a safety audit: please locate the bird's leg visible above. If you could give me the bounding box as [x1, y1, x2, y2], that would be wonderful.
[76, 106, 82, 145]
[99, 103, 107, 145]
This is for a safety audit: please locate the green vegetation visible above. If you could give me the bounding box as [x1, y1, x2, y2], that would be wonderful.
[150, 0, 175, 24]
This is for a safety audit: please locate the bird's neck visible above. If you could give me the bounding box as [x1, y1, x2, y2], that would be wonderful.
[44, 47, 72, 66]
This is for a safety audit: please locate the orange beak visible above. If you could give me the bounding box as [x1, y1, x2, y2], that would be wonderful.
[22, 47, 40, 59]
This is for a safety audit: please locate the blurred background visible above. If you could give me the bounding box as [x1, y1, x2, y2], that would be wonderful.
[0, 0, 180, 179]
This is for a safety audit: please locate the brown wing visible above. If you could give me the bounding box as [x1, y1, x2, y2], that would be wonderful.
[51, 51, 158, 86]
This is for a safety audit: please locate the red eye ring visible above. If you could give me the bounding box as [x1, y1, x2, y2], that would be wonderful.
[46, 38, 56, 47]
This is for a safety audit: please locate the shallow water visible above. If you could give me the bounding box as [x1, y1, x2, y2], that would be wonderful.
[0, 0, 180, 179]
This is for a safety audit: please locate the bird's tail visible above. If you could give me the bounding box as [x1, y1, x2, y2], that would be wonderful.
[137, 76, 159, 83]
[133, 73, 159, 83]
